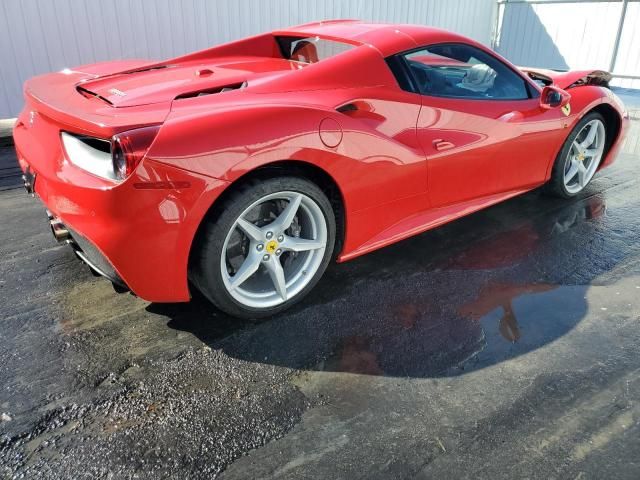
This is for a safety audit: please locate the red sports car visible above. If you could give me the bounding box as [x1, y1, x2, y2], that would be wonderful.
[14, 20, 629, 318]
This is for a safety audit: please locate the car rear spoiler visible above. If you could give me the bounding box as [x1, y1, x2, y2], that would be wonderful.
[23, 68, 171, 137]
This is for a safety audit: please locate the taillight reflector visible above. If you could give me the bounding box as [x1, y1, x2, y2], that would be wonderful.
[112, 125, 161, 180]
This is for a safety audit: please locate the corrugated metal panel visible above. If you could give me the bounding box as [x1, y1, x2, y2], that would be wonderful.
[496, 0, 622, 70]
[0, 0, 496, 118]
[495, 0, 640, 89]
[612, 2, 640, 88]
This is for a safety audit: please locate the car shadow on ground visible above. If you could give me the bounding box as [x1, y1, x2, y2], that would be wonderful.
[150, 183, 638, 379]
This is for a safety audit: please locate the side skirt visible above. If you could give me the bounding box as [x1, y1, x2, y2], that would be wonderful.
[337, 187, 533, 262]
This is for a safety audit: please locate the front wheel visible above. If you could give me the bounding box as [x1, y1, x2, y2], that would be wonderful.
[546, 112, 607, 198]
[191, 177, 336, 319]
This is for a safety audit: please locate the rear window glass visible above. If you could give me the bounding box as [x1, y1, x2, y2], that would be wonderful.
[276, 36, 354, 64]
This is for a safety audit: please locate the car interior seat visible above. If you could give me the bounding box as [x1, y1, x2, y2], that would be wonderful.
[291, 41, 319, 64]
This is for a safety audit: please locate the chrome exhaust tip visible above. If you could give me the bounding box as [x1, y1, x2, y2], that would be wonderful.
[22, 174, 33, 195]
[50, 217, 70, 243]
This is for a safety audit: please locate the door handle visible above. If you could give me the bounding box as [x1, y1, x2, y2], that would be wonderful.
[433, 139, 455, 151]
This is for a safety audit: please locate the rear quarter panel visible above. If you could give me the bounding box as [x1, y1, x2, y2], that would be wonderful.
[147, 93, 428, 258]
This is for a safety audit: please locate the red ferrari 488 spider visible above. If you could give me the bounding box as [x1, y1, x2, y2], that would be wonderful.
[15, 20, 629, 318]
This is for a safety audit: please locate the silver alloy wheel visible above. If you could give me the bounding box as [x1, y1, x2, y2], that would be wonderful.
[220, 191, 327, 309]
[563, 119, 606, 194]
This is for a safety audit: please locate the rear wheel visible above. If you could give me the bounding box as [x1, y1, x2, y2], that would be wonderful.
[547, 112, 607, 198]
[191, 177, 336, 319]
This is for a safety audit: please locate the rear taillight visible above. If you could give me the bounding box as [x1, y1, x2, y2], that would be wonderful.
[61, 132, 116, 180]
[112, 125, 161, 180]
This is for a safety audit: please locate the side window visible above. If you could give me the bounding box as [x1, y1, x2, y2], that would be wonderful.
[400, 43, 530, 100]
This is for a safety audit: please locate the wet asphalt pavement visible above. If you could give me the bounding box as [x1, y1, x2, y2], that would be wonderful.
[2, 99, 640, 478]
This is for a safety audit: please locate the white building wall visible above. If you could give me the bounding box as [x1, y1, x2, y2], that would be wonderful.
[0, 0, 497, 118]
[613, 1, 640, 87]
[495, 0, 640, 89]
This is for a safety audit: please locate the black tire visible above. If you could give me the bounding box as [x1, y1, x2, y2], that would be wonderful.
[190, 176, 336, 319]
[546, 111, 606, 198]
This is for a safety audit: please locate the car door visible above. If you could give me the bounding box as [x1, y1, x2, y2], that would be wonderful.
[393, 43, 569, 208]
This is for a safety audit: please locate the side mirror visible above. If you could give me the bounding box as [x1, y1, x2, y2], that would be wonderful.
[540, 85, 571, 110]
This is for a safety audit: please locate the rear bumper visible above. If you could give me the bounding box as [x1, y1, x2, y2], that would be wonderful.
[13, 109, 229, 302]
[67, 223, 129, 289]
[38, 207, 127, 288]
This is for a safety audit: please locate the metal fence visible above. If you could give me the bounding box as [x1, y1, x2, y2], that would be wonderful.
[493, 0, 640, 88]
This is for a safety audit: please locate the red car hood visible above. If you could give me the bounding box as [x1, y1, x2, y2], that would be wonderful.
[22, 56, 300, 135]
[74, 56, 297, 107]
[518, 67, 612, 89]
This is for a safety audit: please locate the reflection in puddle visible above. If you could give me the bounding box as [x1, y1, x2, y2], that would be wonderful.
[549, 196, 606, 236]
[327, 336, 384, 376]
[459, 282, 557, 343]
[313, 196, 609, 377]
[321, 283, 565, 377]
[499, 303, 520, 343]
[451, 224, 540, 270]
[451, 195, 605, 270]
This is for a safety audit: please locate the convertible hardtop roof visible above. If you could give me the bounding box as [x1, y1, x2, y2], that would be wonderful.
[273, 19, 474, 56]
